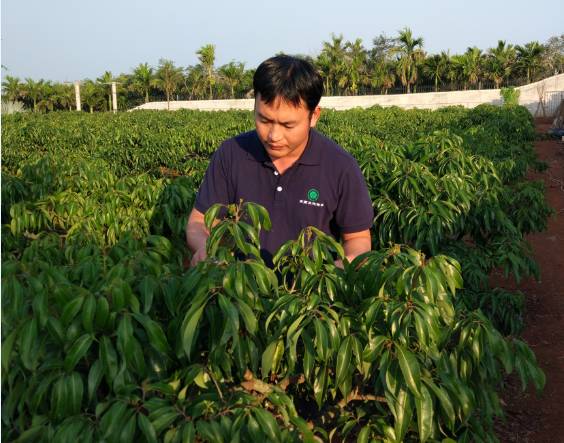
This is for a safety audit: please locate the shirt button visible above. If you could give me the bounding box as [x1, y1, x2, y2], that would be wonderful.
[276, 186, 283, 192]
[274, 171, 279, 176]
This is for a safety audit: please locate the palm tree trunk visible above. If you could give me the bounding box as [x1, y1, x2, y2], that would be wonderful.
[145, 90, 149, 103]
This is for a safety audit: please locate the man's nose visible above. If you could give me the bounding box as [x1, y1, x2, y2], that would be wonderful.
[268, 124, 282, 142]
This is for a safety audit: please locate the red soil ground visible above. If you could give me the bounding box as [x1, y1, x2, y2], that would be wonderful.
[496, 119, 564, 442]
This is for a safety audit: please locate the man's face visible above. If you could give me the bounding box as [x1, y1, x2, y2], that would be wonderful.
[254, 94, 320, 161]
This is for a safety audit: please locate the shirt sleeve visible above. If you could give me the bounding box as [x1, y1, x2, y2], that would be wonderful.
[194, 142, 233, 214]
[335, 161, 374, 233]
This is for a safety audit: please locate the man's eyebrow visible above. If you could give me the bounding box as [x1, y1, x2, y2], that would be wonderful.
[257, 112, 297, 125]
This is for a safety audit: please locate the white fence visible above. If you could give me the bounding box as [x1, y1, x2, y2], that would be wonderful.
[133, 74, 564, 117]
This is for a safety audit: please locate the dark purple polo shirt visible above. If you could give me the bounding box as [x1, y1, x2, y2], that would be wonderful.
[194, 128, 373, 265]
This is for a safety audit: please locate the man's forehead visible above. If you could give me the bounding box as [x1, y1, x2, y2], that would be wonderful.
[255, 93, 309, 113]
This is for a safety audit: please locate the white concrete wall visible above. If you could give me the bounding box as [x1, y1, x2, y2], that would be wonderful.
[133, 74, 564, 115]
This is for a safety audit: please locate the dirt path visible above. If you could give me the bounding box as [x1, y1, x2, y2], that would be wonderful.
[496, 119, 564, 442]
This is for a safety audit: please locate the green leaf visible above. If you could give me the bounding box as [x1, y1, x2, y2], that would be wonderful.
[82, 293, 96, 333]
[313, 318, 329, 362]
[133, 313, 171, 355]
[151, 409, 179, 435]
[61, 295, 85, 326]
[336, 336, 353, 388]
[261, 340, 279, 378]
[99, 336, 118, 380]
[396, 344, 421, 397]
[289, 417, 315, 443]
[101, 401, 128, 440]
[236, 298, 258, 335]
[393, 386, 413, 443]
[204, 203, 222, 231]
[120, 411, 137, 443]
[180, 422, 196, 443]
[218, 293, 240, 345]
[87, 360, 104, 402]
[94, 296, 110, 330]
[139, 275, 158, 314]
[1, 329, 17, 373]
[313, 365, 328, 408]
[180, 300, 208, 359]
[415, 384, 434, 443]
[423, 377, 455, 431]
[363, 335, 388, 362]
[19, 317, 38, 371]
[14, 425, 46, 443]
[253, 408, 281, 443]
[357, 426, 370, 443]
[32, 290, 48, 327]
[65, 372, 84, 415]
[64, 334, 93, 372]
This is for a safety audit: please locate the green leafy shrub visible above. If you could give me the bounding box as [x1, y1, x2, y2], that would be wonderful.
[2, 202, 545, 442]
[500, 87, 521, 106]
[1, 105, 550, 441]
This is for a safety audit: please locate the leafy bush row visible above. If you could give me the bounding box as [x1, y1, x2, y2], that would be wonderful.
[1, 105, 551, 441]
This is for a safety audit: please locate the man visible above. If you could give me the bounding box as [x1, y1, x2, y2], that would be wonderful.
[186, 55, 373, 268]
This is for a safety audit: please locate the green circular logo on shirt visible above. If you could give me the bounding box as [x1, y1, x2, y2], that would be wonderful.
[307, 188, 319, 202]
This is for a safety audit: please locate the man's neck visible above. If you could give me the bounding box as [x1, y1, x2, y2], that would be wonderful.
[271, 132, 310, 175]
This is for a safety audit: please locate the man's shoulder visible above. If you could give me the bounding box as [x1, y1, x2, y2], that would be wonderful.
[310, 129, 358, 167]
[215, 130, 261, 161]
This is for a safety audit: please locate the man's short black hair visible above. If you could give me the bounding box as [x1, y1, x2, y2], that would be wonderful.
[253, 55, 323, 112]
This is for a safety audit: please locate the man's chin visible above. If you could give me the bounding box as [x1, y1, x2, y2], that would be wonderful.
[265, 147, 288, 158]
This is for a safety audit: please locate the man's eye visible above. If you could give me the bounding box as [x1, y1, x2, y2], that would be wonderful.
[284, 125, 294, 129]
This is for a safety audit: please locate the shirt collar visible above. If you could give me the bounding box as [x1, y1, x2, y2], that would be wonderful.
[246, 129, 321, 166]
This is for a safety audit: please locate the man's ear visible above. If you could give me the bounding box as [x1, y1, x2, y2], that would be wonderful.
[309, 106, 321, 128]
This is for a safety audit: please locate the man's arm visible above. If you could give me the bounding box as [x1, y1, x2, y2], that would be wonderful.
[335, 229, 372, 268]
[186, 208, 209, 267]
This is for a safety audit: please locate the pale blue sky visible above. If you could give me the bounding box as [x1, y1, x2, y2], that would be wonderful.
[1, 0, 562, 82]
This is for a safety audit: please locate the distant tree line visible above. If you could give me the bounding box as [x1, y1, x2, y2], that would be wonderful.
[2, 30, 563, 112]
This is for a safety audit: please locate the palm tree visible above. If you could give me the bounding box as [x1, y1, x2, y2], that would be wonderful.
[154, 59, 184, 110]
[424, 52, 449, 92]
[184, 65, 206, 100]
[462, 47, 484, 89]
[320, 34, 347, 95]
[344, 39, 368, 95]
[486, 40, 517, 88]
[36, 81, 56, 112]
[315, 52, 332, 96]
[2, 75, 23, 102]
[393, 27, 425, 93]
[131, 63, 154, 103]
[218, 61, 245, 98]
[446, 55, 465, 89]
[22, 78, 46, 112]
[370, 60, 396, 94]
[196, 44, 216, 99]
[516, 41, 545, 83]
[52, 83, 75, 111]
[96, 71, 114, 111]
[81, 80, 104, 113]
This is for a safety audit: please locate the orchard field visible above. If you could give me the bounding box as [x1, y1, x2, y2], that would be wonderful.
[1, 105, 553, 442]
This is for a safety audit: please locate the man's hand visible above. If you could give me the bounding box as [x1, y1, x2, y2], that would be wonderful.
[336, 229, 372, 268]
[186, 208, 210, 268]
[190, 247, 208, 268]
